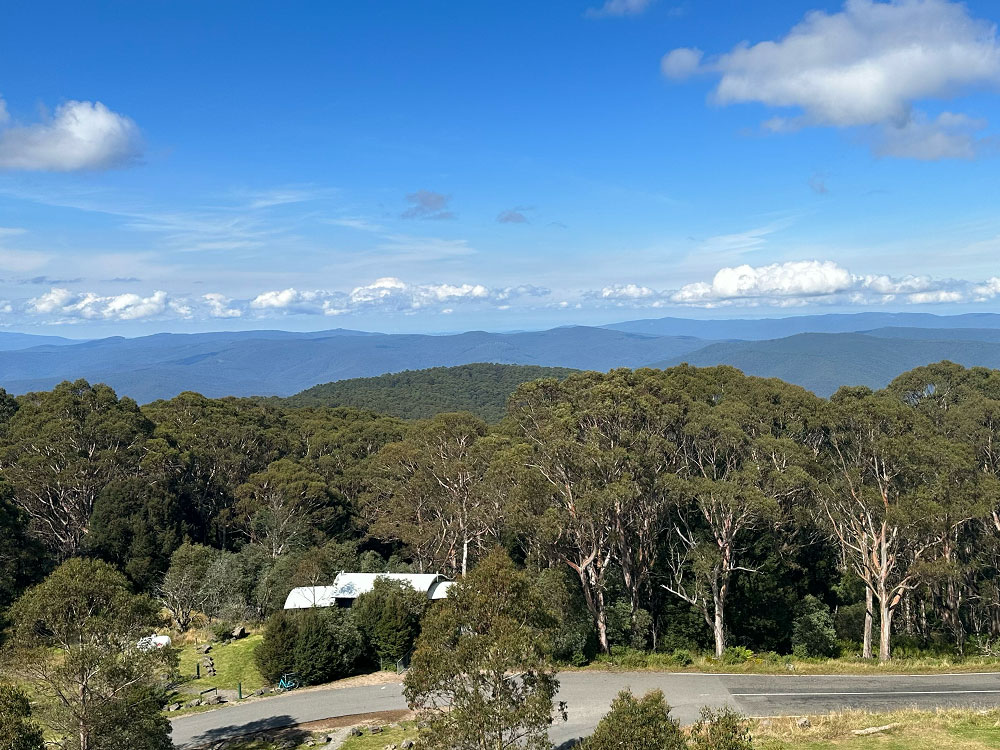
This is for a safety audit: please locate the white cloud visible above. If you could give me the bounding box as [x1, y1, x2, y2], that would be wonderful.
[28, 288, 184, 321]
[203, 293, 242, 318]
[592, 261, 1000, 309]
[0, 97, 142, 171]
[248, 278, 549, 317]
[587, 0, 654, 17]
[674, 260, 853, 303]
[598, 283, 657, 300]
[664, 0, 1000, 158]
[661, 47, 703, 78]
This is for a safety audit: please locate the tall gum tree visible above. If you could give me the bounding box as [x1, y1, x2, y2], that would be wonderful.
[820, 387, 957, 662]
[657, 367, 818, 658]
[509, 369, 693, 652]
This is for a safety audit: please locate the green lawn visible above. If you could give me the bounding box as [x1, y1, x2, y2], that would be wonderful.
[755, 709, 1000, 749]
[175, 634, 266, 695]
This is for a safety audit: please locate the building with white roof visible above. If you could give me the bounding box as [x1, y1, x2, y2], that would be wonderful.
[283, 572, 454, 610]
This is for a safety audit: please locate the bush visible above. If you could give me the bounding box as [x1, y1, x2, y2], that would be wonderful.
[293, 608, 363, 686]
[792, 595, 838, 658]
[720, 646, 754, 665]
[582, 689, 686, 750]
[353, 578, 428, 666]
[255, 612, 299, 683]
[607, 599, 653, 651]
[534, 567, 597, 665]
[0, 683, 44, 750]
[688, 706, 753, 750]
[669, 648, 693, 667]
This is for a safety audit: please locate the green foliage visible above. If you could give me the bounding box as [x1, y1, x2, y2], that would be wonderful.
[688, 707, 754, 750]
[668, 649, 693, 667]
[292, 608, 362, 685]
[89, 686, 173, 750]
[534, 567, 596, 665]
[792, 595, 839, 658]
[352, 578, 428, 665]
[0, 380, 153, 559]
[720, 646, 754, 665]
[160, 541, 218, 630]
[282, 363, 577, 421]
[0, 482, 47, 625]
[7, 558, 174, 750]
[582, 689, 686, 750]
[404, 549, 563, 750]
[256, 608, 362, 686]
[0, 683, 44, 750]
[255, 612, 300, 683]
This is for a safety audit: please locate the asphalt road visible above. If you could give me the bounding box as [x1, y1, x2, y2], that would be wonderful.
[171, 671, 1000, 748]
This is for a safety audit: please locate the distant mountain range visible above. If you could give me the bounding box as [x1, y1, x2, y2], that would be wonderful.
[6, 312, 1000, 401]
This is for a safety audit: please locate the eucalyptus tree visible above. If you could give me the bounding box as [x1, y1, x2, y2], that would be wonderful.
[0, 381, 152, 559]
[234, 458, 340, 557]
[141, 392, 291, 546]
[657, 366, 819, 657]
[887, 363, 1000, 648]
[404, 549, 562, 750]
[365, 412, 504, 576]
[7, 559, 174, 750]
[507, 369, 675, 652]
[819, 386, 965, 661]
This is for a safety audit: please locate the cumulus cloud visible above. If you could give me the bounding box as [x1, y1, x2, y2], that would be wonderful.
[401, 190, 455, 220]
[247, 278, 549, 317]
[587, 0, 655, 17]
[28, 288, 183, 321]
[663, 0, 1000, 158]
[203, 293, 242, 318]
[0, 97, 142, 171]
[589, 260, 1000, 309]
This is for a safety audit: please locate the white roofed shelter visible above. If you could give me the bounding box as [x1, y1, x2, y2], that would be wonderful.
[284, 572, 453, 610]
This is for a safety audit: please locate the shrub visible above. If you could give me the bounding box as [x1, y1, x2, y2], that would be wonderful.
[293, 608, 363, 685]
[607, 599, 653, 651]
[669, 648, 693, 667]
[255, 612, 299, 683]
[353, 577, 428, 666]
[534, 567, 597, 665]
[582, 689, 686, 750]
[0, 683, 44, 750]
[688, 706, 753, 750]
[792, 595, 838, 658]
[720, 646, 754, 665]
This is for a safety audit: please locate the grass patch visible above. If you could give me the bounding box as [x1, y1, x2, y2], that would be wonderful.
[754, 708, 1000, 749]
[580, 648, 1000, 675]
[340, 723, 418, 749]
[175, 634, 266, 694]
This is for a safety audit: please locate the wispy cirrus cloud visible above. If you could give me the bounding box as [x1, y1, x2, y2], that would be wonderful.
[663, 0, 1000, 159]
[0, 96, 142, 171]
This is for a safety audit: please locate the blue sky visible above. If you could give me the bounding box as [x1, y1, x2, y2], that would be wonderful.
[2, 0, 1000, 335]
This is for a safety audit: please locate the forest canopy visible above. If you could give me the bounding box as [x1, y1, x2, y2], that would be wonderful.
[2, 360, 1000, 666]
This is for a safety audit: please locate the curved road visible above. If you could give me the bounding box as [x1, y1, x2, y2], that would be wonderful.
[171, 671, 1000, 748]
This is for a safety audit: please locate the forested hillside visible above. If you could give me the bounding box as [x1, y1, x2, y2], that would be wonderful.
[281, 363, 577, 420]
[4, 360, 1000, 669]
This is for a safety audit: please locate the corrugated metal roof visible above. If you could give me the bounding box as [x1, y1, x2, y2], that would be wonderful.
[283, 572, 452, 610]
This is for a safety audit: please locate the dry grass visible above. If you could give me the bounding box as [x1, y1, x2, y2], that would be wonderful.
[754, 708, 1000, 749]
